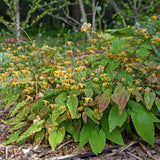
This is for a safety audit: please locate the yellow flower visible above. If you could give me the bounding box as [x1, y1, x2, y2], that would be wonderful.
[78, 83, 85, 88]
[13, 82, 18, 86]
[43, 82, 48, 86]
[135, 80, 140, 84]
[29, 87, 33, 91]
[14, 71, 19, 78]
[103, 82, 108, 87]
[69, 79, 75, 84]
[122, 78, 126, 81]
[94, 84, 99, 88]
[50, 104, 56, 108]
[64, 83, 70, 88]
[67, 50, 73, 54]
[2, 82, 6, 86]
[43, 100, 49, 105]
[71, 85, 78, 90]
[100, 74, 106, 78]
[30, 81, 34, 86]
[132, 74, 135, 78]
[128, 88, 133, 93]
[91, 73, 95, 76]
[66, 41, 73, 46]
[7, 68, 13, 72]
[84, 61, 88, 65]
[7, 54, 12, 57]
[93, 78, 99, 82]
[18, 46, 22, 50]
[61, 105, 66, 110]
[26, 95, 33, 101]
[104, 77, 109, 81]
[137, 87, 142, 91]
[78, 106, 83, 112]
[8, 48, 12, 51]
[24, 89, 29, 94]
[81, 89, 86, 93]
[153, 16, 158, 20]
[84, 97, 91, 103]
[145, 88, 149, 93]
[98, 65, 104, 70]
[152, 73, 156, 77]
[13, 50, 17, 54]
[21, 70, 26, 74]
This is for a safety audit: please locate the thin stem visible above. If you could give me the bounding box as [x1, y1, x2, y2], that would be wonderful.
[141, 43, 160, 65]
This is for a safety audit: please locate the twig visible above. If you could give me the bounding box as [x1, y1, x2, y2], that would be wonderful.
[139, 142, 158, 160]
[58, 140, 73, 150]
[141, 43, 160, 65]
[119, 141, 138, 153]
[127, 151, 143, 160]
[5, 146, 8, 159]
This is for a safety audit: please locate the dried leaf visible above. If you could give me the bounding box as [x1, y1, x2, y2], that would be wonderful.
[111, 84, 130, 114]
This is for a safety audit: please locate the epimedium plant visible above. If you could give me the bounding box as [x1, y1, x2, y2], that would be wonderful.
[0, 16, 160, 155]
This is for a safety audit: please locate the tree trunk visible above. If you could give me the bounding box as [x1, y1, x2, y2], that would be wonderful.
[92, 0, 96, 32]
[78, 0, 91, 39]
[15, 0, 20, 44]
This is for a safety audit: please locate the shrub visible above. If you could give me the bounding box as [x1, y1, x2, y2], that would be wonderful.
[0, 15, 160, 155]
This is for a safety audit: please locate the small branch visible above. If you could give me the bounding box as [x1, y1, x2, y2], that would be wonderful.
[141, 43, 160, 65]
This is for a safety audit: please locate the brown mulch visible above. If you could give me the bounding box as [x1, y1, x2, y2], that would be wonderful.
[1, 105, 160, 160]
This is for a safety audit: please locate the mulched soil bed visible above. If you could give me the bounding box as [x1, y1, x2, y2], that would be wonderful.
[1, 105, 160, 160]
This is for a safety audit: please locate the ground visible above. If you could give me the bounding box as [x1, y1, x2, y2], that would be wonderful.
[1, 104, 160, 160]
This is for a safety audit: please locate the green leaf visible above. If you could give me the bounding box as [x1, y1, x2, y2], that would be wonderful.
[17, 120, 45, 143]
[111, 38, 127, 53]
[117, 110, 127, 127]
[9, 101, 26, 117]
[79, 119, 96, 148]
[117, 70, 133, 85]
[51, 105, 65, 126]
[67, 95, 78, 118]
[144, 91, 156, 110]
[49, 127, 65, 150]
[101, 113, 124, 146]
[89, 128, 106, 155]
[73, 131, 80, 142]
[104, 61, 120, 73]
[132, 86, 143, 102]
[65, 119, 74, 134]
[92, 110, 101, 120]
[3, 130, 21, 145]
[34, 128, 45, 146]
[108, 104, 119, 132]
[106, 129, 124, 146]
[8, 122, 27, 133]
[86, 108, 99, 124]
[111, 84, 130, 114]
[130, 110, 154, 147]
[108, 104, 127, 132]
[39, 104, 50, 119]
[55, 92, 68, 104]
[85, 89, 93, 98]
[156, 98, 160, 112]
